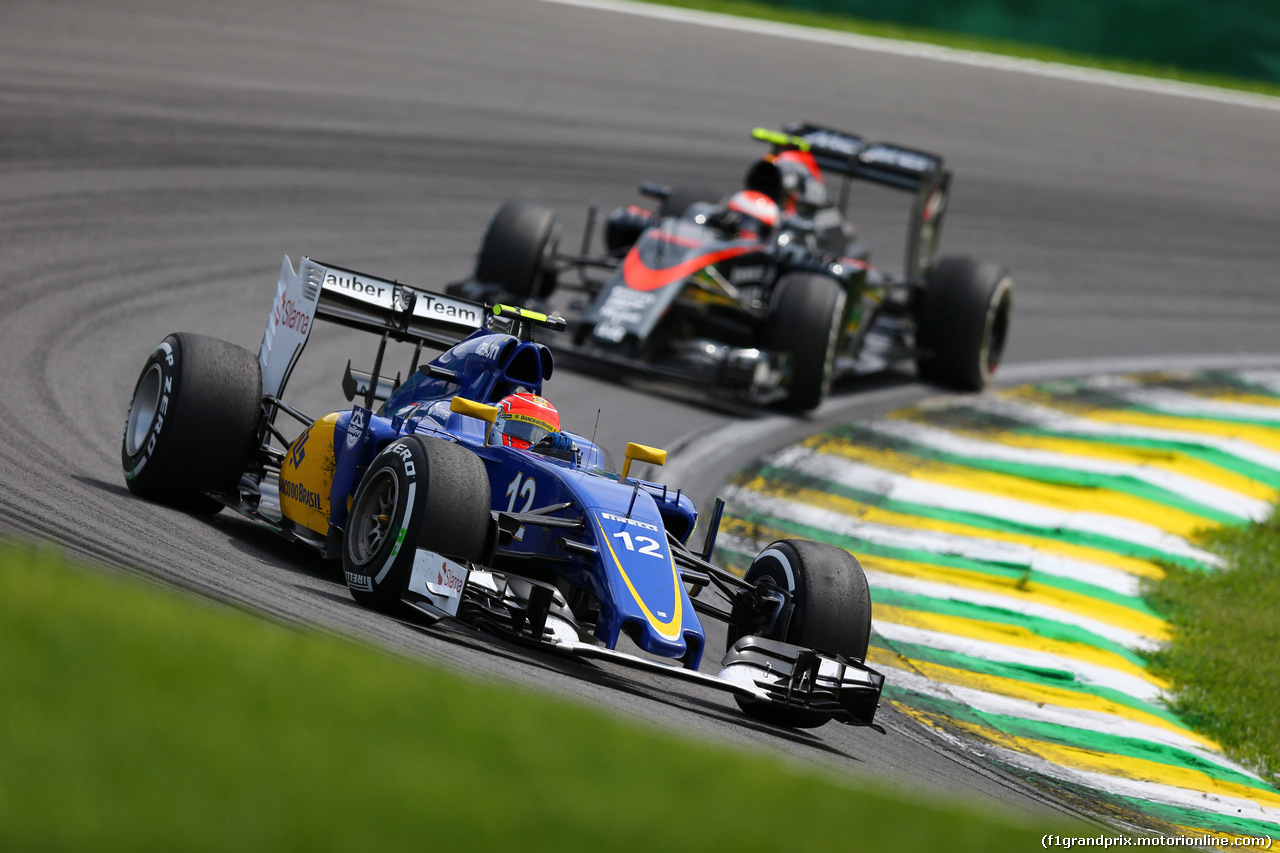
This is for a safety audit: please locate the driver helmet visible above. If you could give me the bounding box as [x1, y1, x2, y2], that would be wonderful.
[726, 190, 780, 241]
[772, 150, 828, 214]
[490, 392, 561, 450]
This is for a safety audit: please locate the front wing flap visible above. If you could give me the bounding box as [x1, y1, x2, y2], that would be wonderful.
[718, 636, 885, 729]
[549, 631, 885, 730]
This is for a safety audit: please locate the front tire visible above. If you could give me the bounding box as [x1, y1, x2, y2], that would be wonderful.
[121, 333, 262, 513]
[473, 201, 560, 301]
[729, 539, 873, 728]
[915, 256, 1013, 391]
[766, 273, 847, 412]
[343, 435, 494, 613]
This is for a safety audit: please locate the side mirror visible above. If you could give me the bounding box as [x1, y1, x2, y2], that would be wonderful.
[638, 180, 672, 201]
[621, 442, 667, 480]
[450, 397, 499, 444]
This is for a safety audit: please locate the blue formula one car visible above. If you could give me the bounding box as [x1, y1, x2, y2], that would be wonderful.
[121, 256, 885, 730]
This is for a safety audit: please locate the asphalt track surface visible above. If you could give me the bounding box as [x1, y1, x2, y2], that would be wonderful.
[3, 0, 1279, 825]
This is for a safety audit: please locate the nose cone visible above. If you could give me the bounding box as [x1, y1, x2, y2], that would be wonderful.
[590, 505, 705, 667]
[627, 617, 688, 659]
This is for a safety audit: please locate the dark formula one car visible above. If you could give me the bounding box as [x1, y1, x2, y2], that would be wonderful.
[121, 257, 885, 730]
[449, 122, 1013, 411]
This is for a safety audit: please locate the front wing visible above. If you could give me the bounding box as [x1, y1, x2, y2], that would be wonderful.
[400, 547, 886, 731]
[555, 633, 885, 730]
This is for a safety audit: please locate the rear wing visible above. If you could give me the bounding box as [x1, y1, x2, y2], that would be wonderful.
[754, 123, 951, 281]
[259, 256, 485, 402]
[761, 123, 944, 192]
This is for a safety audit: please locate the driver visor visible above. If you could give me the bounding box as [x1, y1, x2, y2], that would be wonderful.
[491, 413, 555, 447]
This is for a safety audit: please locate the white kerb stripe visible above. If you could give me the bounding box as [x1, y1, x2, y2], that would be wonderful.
[873, 620, 1165, 701]
[862, 419, 1270, 521]
[764, 445, 1221, 566]
[880, 664, 1254, 780]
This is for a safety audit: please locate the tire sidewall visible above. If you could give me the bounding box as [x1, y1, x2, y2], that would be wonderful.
[817, 287, 846, 400]
[768, 274, 846, 411]
[975, 273, 1013, 379]
[916, 256, 1012, 390]
[121, 336, 183, 495]
[474, 201, 559, 300]
[343, 437, 428, 610]
[734, 538, 872, 661]
[121, 332, 263, 512]
[731, 540, 809, 647]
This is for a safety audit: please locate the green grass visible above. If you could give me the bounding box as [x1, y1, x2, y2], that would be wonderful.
[1145, 507, 1280, 784]
[0, 541, 1064, 852]
[639, 0, 1280, 98]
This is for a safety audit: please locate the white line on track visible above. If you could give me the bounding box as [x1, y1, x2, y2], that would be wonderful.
[541, 0, 1280, 113]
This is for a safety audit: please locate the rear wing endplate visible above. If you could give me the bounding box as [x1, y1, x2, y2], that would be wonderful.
[258, 256, 485, 400]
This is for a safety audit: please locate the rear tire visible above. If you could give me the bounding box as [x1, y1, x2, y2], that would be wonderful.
[343, 435, 494, 613]
[473, 201, 560, 300]
[121, 333, 262, 514]
[729, 539, 873, 728]
[915, 256, 1012, 391]
[766, 273, 846, 412]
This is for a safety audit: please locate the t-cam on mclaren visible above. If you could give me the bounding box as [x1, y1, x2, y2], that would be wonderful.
[121, 256, 886, 730]
[450, 122, 1013, 412]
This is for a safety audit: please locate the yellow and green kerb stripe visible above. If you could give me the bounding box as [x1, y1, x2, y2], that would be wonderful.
[715, 370, 1280, 839]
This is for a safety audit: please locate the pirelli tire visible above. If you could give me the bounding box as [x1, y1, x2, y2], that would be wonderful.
[915, 256, 1013, 391]
[767, 273, 847, 412]
[473, 201, 560, 301]
[729, 539, 873, 728]
[343, 435, 495, 613]
[121, 332, 262, 514]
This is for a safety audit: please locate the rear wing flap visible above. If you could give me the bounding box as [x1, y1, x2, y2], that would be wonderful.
[778, 122, 946, 192]
[259, 256, 485, 401]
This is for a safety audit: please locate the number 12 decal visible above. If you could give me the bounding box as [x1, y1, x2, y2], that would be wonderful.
[505, 473, 536, 513]
[612, 530, 662, 557]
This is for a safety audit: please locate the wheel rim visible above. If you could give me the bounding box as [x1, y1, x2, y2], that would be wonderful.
[347, 469, 400, 567]
[981, 277, 1013, 376]
[124, 363, 163, 456]
[820, 291, 846, 396]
